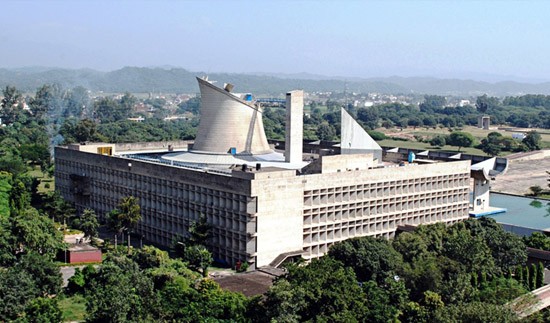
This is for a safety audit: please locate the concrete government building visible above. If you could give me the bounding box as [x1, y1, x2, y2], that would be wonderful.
[55, 77, 506, 269]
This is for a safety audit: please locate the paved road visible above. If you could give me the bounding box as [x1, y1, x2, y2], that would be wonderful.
[60, 266, 80, 287]
[60, 265, 99, 287]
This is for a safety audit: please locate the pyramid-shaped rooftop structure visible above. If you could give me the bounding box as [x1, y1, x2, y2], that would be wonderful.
[340, 108, 382, 162]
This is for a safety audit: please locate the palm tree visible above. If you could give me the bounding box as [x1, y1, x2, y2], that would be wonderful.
[108, 196, 141, 250]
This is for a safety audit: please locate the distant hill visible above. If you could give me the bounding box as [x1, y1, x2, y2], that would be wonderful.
[2, 66, 550, 96]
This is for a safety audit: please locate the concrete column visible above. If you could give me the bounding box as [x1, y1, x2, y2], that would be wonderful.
[472, 177, 490, 212]
[285, 90, 304, 163]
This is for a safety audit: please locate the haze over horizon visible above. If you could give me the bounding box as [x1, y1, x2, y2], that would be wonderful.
[3, 0, 550, 83]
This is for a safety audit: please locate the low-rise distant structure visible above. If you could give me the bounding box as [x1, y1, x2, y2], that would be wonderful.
[65, 244, 102, 264]
[478, 115, 490, 130]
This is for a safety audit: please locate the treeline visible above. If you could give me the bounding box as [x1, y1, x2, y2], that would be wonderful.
[258, 217, 531, 322]
[54, 217, 540, 322]
[503, 94, 550, 108]
[61, 118, 197, 144]
[3, 82, 550, 149]
[0, 84, 198, 145]
[356, 94, 550, 130]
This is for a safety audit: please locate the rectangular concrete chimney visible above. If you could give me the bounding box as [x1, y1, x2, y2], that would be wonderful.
[285, 90, 304, 163]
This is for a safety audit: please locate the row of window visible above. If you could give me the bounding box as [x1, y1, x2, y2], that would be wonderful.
[303, 173, 469, 197]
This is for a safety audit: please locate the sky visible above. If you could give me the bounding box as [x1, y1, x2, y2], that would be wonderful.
[2, 0, 550, 82]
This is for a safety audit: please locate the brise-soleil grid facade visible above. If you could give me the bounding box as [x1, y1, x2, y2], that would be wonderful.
[55, 145, 470, 268]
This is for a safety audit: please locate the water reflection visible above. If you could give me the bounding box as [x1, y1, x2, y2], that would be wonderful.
[490, 193, 550, 229]
[528, 199, 550, 217]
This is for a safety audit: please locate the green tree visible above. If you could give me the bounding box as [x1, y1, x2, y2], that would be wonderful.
[107, 209, 124, 248]
[192, 279, 249, 322]
[265, 257, 370, 322]
[184, 244, 213, 277]
[0, 269, 38, 321]
[119, 92, 137, 115]
[20, 143, 51, 171]
[74, 208, 99, 241]
[408, 117, 423, 129]
[316, 123, 336, 141]
[524, 232, 550, 250]
[67, 267, 86, 295]
[262, 279, 306, 322]
[85, 257, 157, 322]
[177, 96, 201, 114]
[24, 297, 63, 323]
[480, 132, 503, 156]
[430, 135, 447, 148]
[10, 208, 65, 261]
[420, 95, 446, 113]
[30, 83, 64, 121]
[108, 196, 141, 249]
[530, 263, 537, 290]
[357, 107, 380, 130]
[365, 276, 409, 321]
[0, 85, 23, 124]
[393, 232, 429, 262]
[63, 86, 90, 118]
[60, 118, 104, 144]
[186, 214, 212, 247]
[94, 95, 134, 123]
[328, 236, 404, 283]
[0, 172, 12, 217]
[15, 252, 63, 296]
[447, 131, 475, 151]
[523, 131, 542, 151]
[530, 185, 544, 196]
[537, 262, 545, 288]
[476, 94, 500, 113]
[367, 130, 386, 141]
[42, 191, 75, 228]
[0, 146, 26, 177]
[464, 217, 527, 273]
[434, 301, 517, 322]
[132, 245, 169, 270]
[93, 97, 122, 123]
[443, 227, 495, 274]
[477, 277, 526, 304]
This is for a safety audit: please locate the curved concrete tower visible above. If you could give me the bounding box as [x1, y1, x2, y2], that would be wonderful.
[191, 77, 272, 155]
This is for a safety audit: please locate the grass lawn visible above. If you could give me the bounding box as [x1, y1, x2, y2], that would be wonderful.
[58, 294, 87, 322]
[377, 125, 550, 154]
[378, 139, 491, 156]
[304, 105, 329, 115]
[27, 166, 55, 194]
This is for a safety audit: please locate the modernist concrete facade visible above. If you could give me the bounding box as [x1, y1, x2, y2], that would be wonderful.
[55, 144, 470, 268]
[54, 78, 478, 269]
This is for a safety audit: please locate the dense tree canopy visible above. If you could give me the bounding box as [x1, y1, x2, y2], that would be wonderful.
[447, 131, 475, 151]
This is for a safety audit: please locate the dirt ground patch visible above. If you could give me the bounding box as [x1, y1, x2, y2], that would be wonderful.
[213, 271, 275, 297]
[491, 150, 550, 195]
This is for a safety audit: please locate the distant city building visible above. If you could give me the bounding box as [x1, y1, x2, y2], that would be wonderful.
[55, 77, 506, 269]
[512, 133, 526, 140]
[459, 99, 471, 107]
[127, 116, 145, 122]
